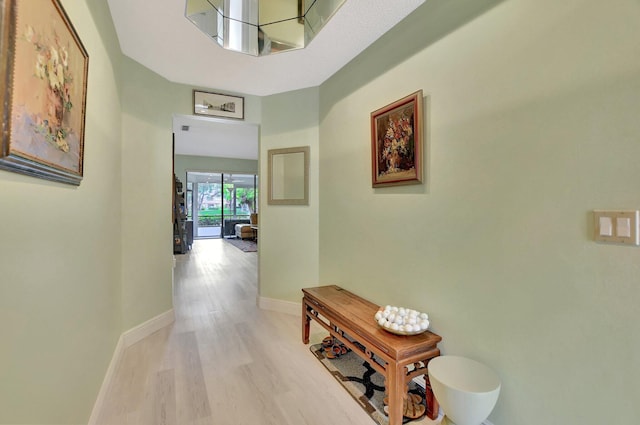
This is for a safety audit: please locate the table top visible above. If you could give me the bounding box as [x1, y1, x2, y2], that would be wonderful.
[303, 285, 441, 359]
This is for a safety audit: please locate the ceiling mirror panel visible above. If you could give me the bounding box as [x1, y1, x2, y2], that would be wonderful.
[185, 0, 346, 56]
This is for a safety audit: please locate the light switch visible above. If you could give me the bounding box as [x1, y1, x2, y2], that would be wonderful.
[594, 210, 640, 246]
[599, 216, 613, 236]
[616, 217, 631, 237]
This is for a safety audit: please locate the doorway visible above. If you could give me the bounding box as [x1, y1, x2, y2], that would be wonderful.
[187, 171, 258, 239]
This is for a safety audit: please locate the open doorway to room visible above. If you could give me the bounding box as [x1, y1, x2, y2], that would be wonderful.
[172, 113, 259, 247]
[186, 171, 258, 239]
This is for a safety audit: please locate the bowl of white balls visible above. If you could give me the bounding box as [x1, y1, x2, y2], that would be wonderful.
[375, 305, 430, 335]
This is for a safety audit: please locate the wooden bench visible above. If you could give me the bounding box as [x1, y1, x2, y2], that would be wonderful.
[302, 285, 442, 425]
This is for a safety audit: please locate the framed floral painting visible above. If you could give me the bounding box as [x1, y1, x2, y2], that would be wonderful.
[370, 90, 424, 187]
[0, 0, 89, 185]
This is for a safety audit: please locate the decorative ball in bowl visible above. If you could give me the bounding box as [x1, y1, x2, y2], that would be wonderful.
[375, 305, 430, 335]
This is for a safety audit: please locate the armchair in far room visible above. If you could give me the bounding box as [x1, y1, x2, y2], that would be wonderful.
[235, 213, 258, 239]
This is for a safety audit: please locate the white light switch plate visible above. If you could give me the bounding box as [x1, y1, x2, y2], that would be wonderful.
[594, 210, 640, 245]
[599, 216, 613, 236]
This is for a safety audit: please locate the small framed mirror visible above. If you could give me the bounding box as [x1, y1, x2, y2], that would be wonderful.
[268, 146, 309, 205]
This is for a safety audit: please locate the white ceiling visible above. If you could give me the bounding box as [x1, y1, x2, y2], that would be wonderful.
[107, 0, 425, 159]
[172, 114, 259, 160]
[107, 0, 425, 96]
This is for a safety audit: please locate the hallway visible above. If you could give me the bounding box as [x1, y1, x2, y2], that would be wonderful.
[94, 239, 374, 425]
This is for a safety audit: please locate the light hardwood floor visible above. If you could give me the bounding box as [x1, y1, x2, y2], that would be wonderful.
[95, 239, 380, 425]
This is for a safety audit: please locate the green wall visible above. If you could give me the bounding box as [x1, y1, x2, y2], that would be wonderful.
[0, 0, 122, 422]
[119, 56, 186, 330]
[259, 87, 320, 301]
[0, 1, 262, 421]
[319, 0, 640, 424]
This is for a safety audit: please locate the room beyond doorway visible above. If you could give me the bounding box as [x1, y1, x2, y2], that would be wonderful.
[186, 171, 258, 239]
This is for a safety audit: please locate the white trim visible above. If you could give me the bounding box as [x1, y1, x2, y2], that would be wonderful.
[87, 335, 124, 425]
[122, 309, 175, 347]
[88, 309, 175, 425]
[258, 296, 301, 316]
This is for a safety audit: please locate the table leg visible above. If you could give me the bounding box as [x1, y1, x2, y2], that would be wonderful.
[387, 363, 405, 425]
[302, 301, 310, 344]
[424, 372, 439, 420]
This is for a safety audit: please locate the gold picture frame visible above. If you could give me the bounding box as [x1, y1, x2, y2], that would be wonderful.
[0, 0, 89, 185]
[371, 90, 424, 187]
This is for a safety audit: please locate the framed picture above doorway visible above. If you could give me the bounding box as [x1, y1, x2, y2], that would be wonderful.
[193, 90, 244, 120]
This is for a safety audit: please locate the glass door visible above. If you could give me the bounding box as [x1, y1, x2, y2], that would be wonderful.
[187, 171, 258, 239]
[223, 173, 257, 222]
[187, 172, 223, 238]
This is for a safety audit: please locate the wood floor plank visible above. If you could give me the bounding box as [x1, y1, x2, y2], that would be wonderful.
[96, 239, 401, 425]
[148, 369, 176, 425]
[173, 331, 212, 423]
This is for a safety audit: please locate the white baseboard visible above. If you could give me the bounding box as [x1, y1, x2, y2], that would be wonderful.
[122, 309, 175, 347]
[88, 309, 175, 425]
[258, 296, 301, 316]
[87, 334, 124, 425]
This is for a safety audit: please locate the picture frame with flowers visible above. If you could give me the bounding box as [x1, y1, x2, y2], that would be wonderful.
[370, 90, 424, 187]
[0, 0, 89, 185]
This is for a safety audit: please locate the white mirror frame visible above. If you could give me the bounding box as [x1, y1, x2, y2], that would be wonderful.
[268, 146, 310, 205]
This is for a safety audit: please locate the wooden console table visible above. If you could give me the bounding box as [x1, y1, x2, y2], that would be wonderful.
[302, 285, 442, 425]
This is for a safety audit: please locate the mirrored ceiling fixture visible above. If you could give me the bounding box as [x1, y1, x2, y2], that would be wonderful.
[185, 0, 346, 56]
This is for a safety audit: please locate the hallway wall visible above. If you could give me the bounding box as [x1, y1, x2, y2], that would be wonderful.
[259, 88, 321, 302]
[0, 2, 262, 421]
[318, 0, 640, 423]
[0, 0, 123, 422]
